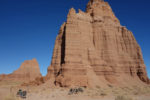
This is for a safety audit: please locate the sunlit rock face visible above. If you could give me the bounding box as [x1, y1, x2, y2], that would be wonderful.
[0, 59, 42, 82]
[46, 0, 149, 87]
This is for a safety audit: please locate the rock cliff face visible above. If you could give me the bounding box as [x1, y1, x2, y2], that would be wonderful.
[0, 59, 42, 82]
[46, 0, 149, 87]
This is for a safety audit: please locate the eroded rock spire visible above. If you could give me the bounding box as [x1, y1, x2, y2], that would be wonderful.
[46, 0, 149, 87]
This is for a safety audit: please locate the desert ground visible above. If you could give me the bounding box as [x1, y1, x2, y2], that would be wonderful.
[0, 80, 150, 100]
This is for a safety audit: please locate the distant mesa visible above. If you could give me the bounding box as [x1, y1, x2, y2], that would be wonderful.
[0, 58, 42, 82]
[45, 0, 150, 87]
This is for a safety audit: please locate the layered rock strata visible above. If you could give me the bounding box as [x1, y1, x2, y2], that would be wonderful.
[46, 0, 149, 87]
[0, 59, 42, 82]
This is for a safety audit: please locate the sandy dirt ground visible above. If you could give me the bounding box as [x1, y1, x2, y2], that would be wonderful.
[0, 81, 150, 100]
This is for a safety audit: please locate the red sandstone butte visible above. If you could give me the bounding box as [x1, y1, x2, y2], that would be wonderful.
[0, 59, 42, 82]
[46, 0, 149, 87]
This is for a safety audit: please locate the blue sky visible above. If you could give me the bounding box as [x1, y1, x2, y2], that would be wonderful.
[0, 0, 150, 78]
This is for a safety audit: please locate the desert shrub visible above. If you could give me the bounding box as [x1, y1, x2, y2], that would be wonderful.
[115, 95, 133, 100]
[16, 89, 27, 98]
[68, 87, 84, 95]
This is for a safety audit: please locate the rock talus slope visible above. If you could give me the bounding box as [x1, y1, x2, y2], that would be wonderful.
[46, 0, 149, 87]
[0, 59, 42, 82]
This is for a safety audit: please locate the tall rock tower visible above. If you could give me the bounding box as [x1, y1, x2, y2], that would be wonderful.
[46, 0, 149, 87]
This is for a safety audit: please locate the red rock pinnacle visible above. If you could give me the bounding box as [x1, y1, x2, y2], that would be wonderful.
[46, 0, 149, 87]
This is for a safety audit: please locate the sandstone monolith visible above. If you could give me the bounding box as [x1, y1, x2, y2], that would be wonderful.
[46, 0, 149, 87]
